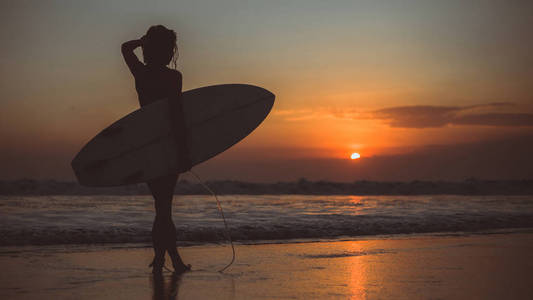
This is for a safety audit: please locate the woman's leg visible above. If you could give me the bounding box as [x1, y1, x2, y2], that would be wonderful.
[147, 173, 187, 272]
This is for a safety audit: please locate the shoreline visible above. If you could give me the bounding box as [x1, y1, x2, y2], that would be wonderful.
[2, 231, 533, 299]
[1, 227, 532, 249]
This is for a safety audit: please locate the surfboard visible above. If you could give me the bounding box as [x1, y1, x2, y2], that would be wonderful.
[71, 84, 275, 187]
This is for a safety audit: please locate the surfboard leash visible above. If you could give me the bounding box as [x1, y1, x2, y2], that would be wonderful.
[189, 170, 236, 273]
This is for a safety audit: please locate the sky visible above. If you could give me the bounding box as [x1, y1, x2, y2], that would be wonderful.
[1, 0, 532, 182]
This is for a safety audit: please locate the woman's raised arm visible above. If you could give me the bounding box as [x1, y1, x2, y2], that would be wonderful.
[121, 39, 144, 75]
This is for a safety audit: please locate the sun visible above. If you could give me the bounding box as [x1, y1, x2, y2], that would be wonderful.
[350, 152, 361, 160]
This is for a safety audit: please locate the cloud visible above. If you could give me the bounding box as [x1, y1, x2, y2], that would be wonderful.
[374, 105, 460, 128]
[373, 103, 533, 128]
[453, 113, 533, 127]
[272, 108, 365, 122]
[273, 103, 533, 128]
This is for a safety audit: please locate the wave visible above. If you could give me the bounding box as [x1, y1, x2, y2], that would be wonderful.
[1, 195, 532, 246]
[1, 213, 532, 246]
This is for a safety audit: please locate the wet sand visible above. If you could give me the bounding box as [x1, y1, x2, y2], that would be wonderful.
[1, 232, 532, 299]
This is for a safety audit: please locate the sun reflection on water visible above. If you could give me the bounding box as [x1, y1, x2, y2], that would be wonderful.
[347, 243, 369, 299]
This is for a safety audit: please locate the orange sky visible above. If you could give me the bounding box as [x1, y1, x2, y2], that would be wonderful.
[1, 1, 532, 181]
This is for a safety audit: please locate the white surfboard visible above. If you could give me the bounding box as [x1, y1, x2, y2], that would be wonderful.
[72, 84, 275, 186]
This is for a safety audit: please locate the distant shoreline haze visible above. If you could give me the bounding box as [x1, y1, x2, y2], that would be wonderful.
[1, 179, 532, 196]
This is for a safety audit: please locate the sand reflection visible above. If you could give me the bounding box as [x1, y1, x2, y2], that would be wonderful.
[150, 273, 182, 300]
[346, 242, 369, 299]
[149, 271, 235, 299]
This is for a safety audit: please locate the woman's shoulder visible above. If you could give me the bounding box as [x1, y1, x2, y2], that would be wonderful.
[163, 68, 182, 81]
[171, 69, 182, 79]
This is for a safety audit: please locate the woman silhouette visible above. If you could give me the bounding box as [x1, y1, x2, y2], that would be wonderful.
[122, 25, 191, 273]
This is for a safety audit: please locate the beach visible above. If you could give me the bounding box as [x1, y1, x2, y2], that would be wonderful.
[2, 231, 532, 299]
[3, 1, 533, 299]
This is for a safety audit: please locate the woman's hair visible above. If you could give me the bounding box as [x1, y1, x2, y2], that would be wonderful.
[142, 25, 178, 68]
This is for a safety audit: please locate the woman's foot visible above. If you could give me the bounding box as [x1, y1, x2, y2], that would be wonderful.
[172, 262, 191, 274]
[149, 256, 166, 274]
[168, 248, 191, 273]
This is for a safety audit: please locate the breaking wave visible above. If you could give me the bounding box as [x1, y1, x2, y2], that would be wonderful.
[1, 195, 532, 246]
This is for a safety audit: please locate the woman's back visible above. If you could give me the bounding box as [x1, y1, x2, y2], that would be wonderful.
[133, 65, 182, 107]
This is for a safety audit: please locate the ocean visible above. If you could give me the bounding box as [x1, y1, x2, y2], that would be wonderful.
[1, 195, 532, 246]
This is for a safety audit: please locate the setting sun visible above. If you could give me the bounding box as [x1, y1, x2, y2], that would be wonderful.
[350, 153, 361, 160]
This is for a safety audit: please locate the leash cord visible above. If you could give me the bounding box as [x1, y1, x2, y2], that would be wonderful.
[189, 170, 235, 273]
